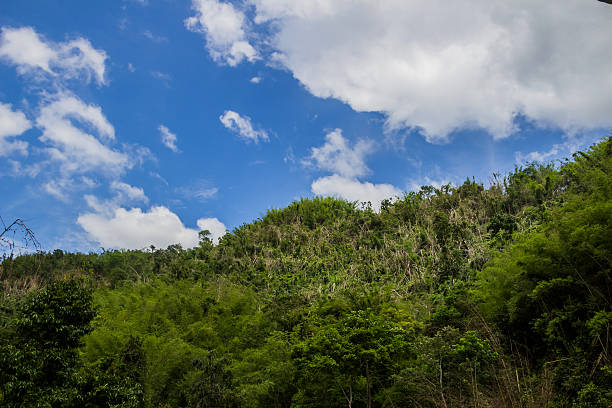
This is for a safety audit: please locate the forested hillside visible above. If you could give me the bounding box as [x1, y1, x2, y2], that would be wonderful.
[1, 137, 610, 408]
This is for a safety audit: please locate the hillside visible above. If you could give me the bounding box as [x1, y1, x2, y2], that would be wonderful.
[1, 137, 610, 408]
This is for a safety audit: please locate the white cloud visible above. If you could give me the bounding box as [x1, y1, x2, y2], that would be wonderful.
[250, 76, 261, 83]
[303, 128, 374, 178]
[78, 204, 227, 249]
[0, 101, 31, 156]
[206, 0, 612, 141]
[110, 181, 149, 203]
[197, 217, 227, 244]
[515, 146, 561, 165]
[186, 0, 258, 66]
[219, 110, 269, 143]
[311, 174, 401, 212]
[78, 206, 202, 249]
[36, 95, 129, 176]
[83, 194, 109, 214]
[0, 26, 55, 73]
[56, 37, 107, 85]
[83, 181, 148, 215]
[158, 124, 179, 152]
[0, 26, 107, 85]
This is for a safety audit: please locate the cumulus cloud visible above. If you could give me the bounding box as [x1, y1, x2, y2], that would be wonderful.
[0, 26, 107, 85]
[0, 26, 55, 73]
[36, 94, 129, 176]
[304, 128, 400, 211]
[219, 110, 269, 143]
[194, 1, 612, 141]
[311, 174, 401, 212]
[78, 206, 202, 249]
[303, 129, 374, 178]
[185, 0, 257, 66]
[159, 124, 179, 152]
[0, 101, 31, 156]
[78, 203, 227, 249]
[197, 217, 227, 244]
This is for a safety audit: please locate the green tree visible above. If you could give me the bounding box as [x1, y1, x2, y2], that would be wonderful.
[293, 310, 413, 408]
[0, 279, 96, 407]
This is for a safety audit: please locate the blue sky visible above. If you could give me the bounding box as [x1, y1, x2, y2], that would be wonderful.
[1, 0, 610, 252]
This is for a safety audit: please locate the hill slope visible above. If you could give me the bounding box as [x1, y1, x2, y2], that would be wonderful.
[1, 137, 610, 407]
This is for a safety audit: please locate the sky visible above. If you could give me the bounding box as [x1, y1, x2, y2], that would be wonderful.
[0, 0, 611, 252]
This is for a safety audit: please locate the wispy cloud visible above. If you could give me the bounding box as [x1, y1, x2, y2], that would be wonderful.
[219, 110, 269, 143]
[194, 187, 218, 200]
[0, 26, 107, 85]
[143, 30, 168, 43]
[151, 71, 171, 86]
[158, 124, 179, 152]
[36, 94, 129, 177]
[110, 181, 148, 203]
[514, 133, 602, 164]
[176, 180, 219, 202]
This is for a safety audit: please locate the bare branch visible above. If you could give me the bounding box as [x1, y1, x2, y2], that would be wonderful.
[0, 216, 40, 256]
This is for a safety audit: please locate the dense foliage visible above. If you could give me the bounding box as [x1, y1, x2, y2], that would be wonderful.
[1, 137, 610, 407]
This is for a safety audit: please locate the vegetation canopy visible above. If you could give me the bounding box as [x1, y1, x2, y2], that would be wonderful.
[1, 137, 611, 407]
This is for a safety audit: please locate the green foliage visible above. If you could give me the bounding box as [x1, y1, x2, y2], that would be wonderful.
[0, 280, 94, 406]
[0, 279, 141, 407]
[1, 136, 610, 407]
[475, 136, 612, 405]
[292, 309, 414, 407]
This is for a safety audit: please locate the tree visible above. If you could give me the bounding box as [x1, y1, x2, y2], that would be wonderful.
[293, 310, 413, 408]
[0, 279, 96, 406]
